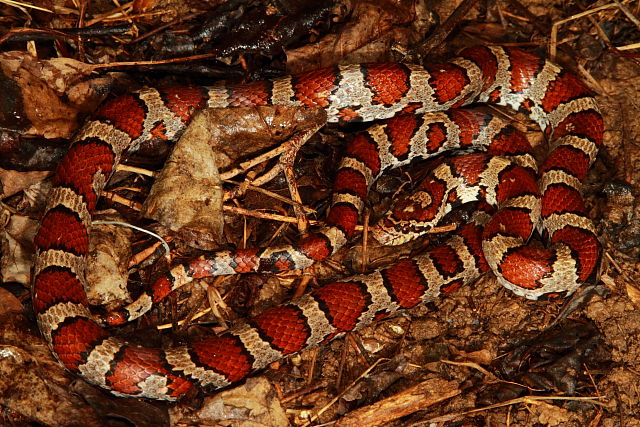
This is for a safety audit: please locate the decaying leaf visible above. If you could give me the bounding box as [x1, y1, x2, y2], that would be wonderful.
[170, 377, 289, 427]
[0, 51, 111, 139]
[0, 288, 103, 425]
[286, 0, 434, 71]
[0, 214, 37, 286]
[85, 210, 134, 310]
[0, 167, 51, 200]
[143, 106, 325, 250]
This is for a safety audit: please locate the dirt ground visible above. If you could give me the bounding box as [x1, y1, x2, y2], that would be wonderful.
[1, 0, 640, 426]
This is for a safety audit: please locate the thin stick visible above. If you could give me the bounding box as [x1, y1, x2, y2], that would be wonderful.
[116, 163, 156, 177]
[617, 42, 640, 51]
[408, 0, 480, 59]
[224, 179, 316, 214]
[222, 204, 457, 234]
[92, 220, 170, 259]
[98, 10, 170, 23]
[361, 210, 370, 273]
[219, 126, 321, 183]
[156, 307, 212, 330]
[283, 160, 308, 233]
[223, 204, 318, 225]
[101, 190, 143, 211]
[0, 0, 52, 13]
[614, 0, 640, 29]
[305, 358, 389, 425]
[131, 11, 205, 44]
[248, 126, 322, 189]
[420, 395, 607, 424]
[89, 53, 221, 70]
[84, 0, 134, 27]
[550, 3, 619, 61]
[128, 236, 174, 268]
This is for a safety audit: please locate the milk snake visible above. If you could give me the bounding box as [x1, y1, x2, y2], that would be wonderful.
[32, 46, 602, 400]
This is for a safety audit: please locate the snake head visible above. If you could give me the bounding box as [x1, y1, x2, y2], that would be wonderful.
[370, 216, 428, 246]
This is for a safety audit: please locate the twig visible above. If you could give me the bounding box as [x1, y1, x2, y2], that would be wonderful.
[281, 138, 310, 233]
[246, 125, 322, 188]
[223, 204, 456, 234]
[505, 0, 549, 34]
[407, 0, 480, 60]
[88, 53, 221, 70]
[116, 163, 156, 177]
[361, 210, 370, 273]
[0, 0, 52, 13]
[440, 359, 497, 379]
[128, 236, 173, 268]
[292, 274, 313, 298]
[92, 220, 170, 259]
[613, 0, 640, 29]
[101, 190, 143, 211]
[304, 358, 389, 426]
[617, 42, 640, 51]
[550, 3, 619, 61]
[419, 395, 607, 424]
[222, 204, 318, 225]
[98, 10, 171, 24]
[224, 179, 316, 214]
[263, 220, 289, 248]
[156, 306, 212, 329]
[130, 11, 205, 44]
[335, 377, 461, 427]
[84, 0, 136, 30]
[281, 383, 327, 404]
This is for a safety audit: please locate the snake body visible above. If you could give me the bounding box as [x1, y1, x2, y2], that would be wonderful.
[33, 46, 602, 400]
